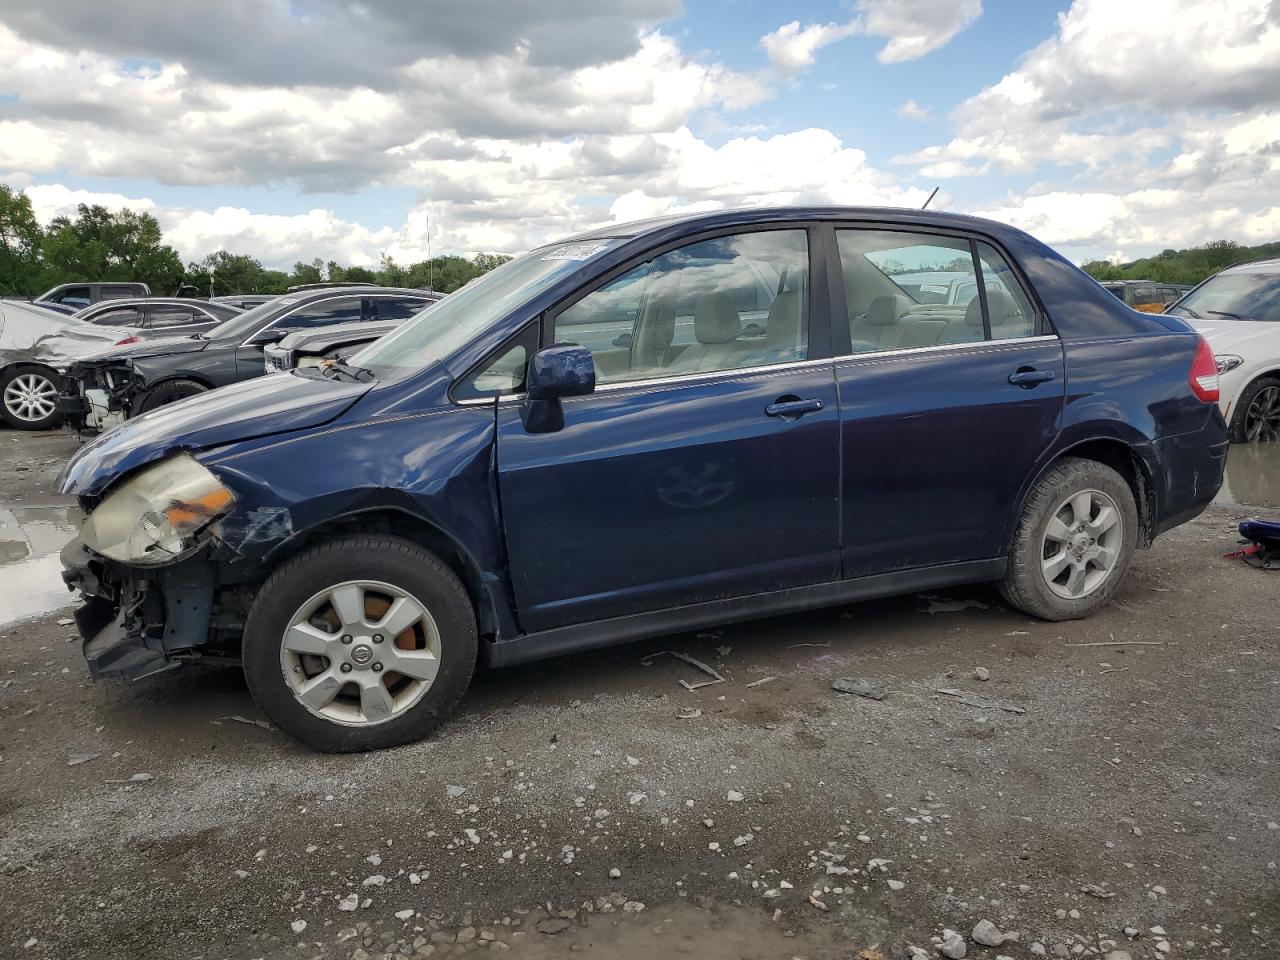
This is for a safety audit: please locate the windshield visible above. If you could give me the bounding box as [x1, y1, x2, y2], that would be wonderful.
[352, 239, 626, 376]
[203, 295, 291, 339]
[1170, 271, 1280, 321]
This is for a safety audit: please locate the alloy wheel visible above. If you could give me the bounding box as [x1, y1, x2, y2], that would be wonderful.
[3, 372, 57, 423]
[1040, 489, 1124, 601]
[1245, 384, 1280, 443]
[279, 579, 442, 726]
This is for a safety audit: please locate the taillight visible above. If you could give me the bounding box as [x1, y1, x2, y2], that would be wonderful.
[1189, 335, 1219, 403]
[114, 335, 141, 346]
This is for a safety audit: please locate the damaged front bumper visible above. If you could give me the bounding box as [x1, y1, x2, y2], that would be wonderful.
[61, 537, 218, 681]
[58, 361, 139, 435]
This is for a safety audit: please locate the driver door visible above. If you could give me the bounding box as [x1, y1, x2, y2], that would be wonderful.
[495, 225, 841, 633]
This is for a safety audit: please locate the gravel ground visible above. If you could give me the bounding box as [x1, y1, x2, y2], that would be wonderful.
[0, 430, 1277, 960]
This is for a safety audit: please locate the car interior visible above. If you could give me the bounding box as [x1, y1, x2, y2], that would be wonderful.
[555, 230, 810, 384]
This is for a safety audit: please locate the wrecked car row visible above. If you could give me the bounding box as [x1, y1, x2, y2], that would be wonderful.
[56, 207, 1229, 752]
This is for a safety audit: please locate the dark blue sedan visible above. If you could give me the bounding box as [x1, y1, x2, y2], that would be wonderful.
[58, 207, 1228, 752]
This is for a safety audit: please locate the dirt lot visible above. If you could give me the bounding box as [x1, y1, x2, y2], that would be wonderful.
[1, 430, 1278, 960]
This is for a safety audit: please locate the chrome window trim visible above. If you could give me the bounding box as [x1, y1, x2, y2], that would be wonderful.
[832, 333, 1059, 364]
[592, 355, 831, 393]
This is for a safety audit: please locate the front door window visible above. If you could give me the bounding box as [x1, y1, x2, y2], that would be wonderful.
[553, 229, 810, 384]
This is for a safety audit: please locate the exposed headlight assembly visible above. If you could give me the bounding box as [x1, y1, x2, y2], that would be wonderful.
[81, 454, 235, 566]
[1215, 354, 1244, 375]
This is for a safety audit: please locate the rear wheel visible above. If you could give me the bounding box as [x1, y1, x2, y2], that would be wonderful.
[242, 535, 477, 752]
[1230, 376, 1280, 443]
[0, 364, 62, 430]
[1000, 457, 1138, 621]
[139, 378, 207, 413]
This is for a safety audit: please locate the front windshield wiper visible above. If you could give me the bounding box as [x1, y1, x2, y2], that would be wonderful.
[1175, 306, 1203, 319]
[1207, 310, 1252, 321]
[188, 332, 209, 340]
[321, 359, 377, 382]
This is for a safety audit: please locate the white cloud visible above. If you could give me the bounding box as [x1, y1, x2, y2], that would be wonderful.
[897, 99, 932, 122]
[760, 0, 981, 74]
[857, 0, 983, 64]
[760, 19, 861, 75]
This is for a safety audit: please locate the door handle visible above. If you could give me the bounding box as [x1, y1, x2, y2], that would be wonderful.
[765, 397, 823, 419]
[1008, 367, 1055, 388]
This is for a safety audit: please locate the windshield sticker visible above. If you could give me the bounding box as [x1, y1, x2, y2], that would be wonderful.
[541, 242, 612, 262]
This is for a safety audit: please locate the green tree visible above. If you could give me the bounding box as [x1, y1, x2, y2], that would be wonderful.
[0, 185, 44, 296]
[39, 204, 184, 293]
[288, 258, 325, 287]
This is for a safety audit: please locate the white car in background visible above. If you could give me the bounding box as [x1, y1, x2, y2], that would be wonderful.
[1167, 258, 1280, 443]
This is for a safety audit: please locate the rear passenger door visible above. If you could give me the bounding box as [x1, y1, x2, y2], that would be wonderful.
[833, 226, 1066, 577]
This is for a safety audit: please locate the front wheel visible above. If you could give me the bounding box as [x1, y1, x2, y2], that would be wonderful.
[242, 535, 478, 752]
[0, 364, 63, 430]
[999, 457, 1138, 621]
[139, 378, 207, 413]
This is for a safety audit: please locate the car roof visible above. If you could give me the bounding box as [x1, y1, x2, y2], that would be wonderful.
[563, 205, 1037, 243]
[81, 297, 241, 309]
[287, 286, 439, 300]
[1218, 257, 1280, 275]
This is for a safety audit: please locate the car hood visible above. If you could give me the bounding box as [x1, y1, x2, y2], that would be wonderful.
[1185, 317, 1280, 352]
[59, 372, 373, 496]
[31, 324, 137, 367]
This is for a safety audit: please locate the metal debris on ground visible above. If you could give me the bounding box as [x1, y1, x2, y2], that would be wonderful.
[832, 677, 886, 700]
[645, 650, 727, 690]
[66, 754, 97, 766]
[1079, 883, 1117, 899]
[676, 708, 703, 719]
[1063, 640, 1168, 648]
[745, 676, 776, 688]
[106, 772, 154, 784]
[932, 687, 1027, 714]
[218, 715, 273, 730]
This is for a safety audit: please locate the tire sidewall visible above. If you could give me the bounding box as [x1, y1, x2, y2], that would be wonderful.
[140, 379, 206, 413]
[1230, 376, 1280, 444]
[1012, 461, 1139, 620]
[1, 364, 63, 430]
[242, 537, 477, 752]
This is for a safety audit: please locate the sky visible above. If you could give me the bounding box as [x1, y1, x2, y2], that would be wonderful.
[1, 0, 1278, 270]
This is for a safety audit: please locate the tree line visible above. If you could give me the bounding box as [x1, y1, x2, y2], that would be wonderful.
[1082, 239, 1280, 286]
[0, 185, 511, 300]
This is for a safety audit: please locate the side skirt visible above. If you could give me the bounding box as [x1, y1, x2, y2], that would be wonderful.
[484, 557, 1006, 668]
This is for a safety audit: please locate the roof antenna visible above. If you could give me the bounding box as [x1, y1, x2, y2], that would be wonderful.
[922, 187, 939, 210]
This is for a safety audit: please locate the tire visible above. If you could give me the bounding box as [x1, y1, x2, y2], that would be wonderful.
[1229, 375, 1280, 443]
[0, 364, 63, 430]
[242, 535, 477, 752]
[139, 378, 208, 413]
[999, 457, 1138, 621]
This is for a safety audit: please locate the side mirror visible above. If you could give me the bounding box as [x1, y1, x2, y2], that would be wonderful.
[522, 344, 595, 434]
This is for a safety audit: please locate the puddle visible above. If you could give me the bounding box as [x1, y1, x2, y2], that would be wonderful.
[1215, 443, 1280, 511]
[0, 504, 83, 626]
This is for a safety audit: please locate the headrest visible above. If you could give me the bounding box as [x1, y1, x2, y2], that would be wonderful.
[694, 292, 741, 344]
[868, 295, 909, 326]
[966, 289, 1016, 327]
[766, 289, 802, 351]
[640, 297, 675, 349]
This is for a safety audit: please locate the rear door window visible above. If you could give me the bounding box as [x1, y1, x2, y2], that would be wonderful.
[974, 242, 1037, 340]
[372, 296, 431, 321]
[276, 296, 364, 331]
[101, 286, 137, 300]
[836, 230, 1038, 350]
[86, 305, 144, 327]
[1134, 286, 1159, 307]
[147, 304, 200, 329]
